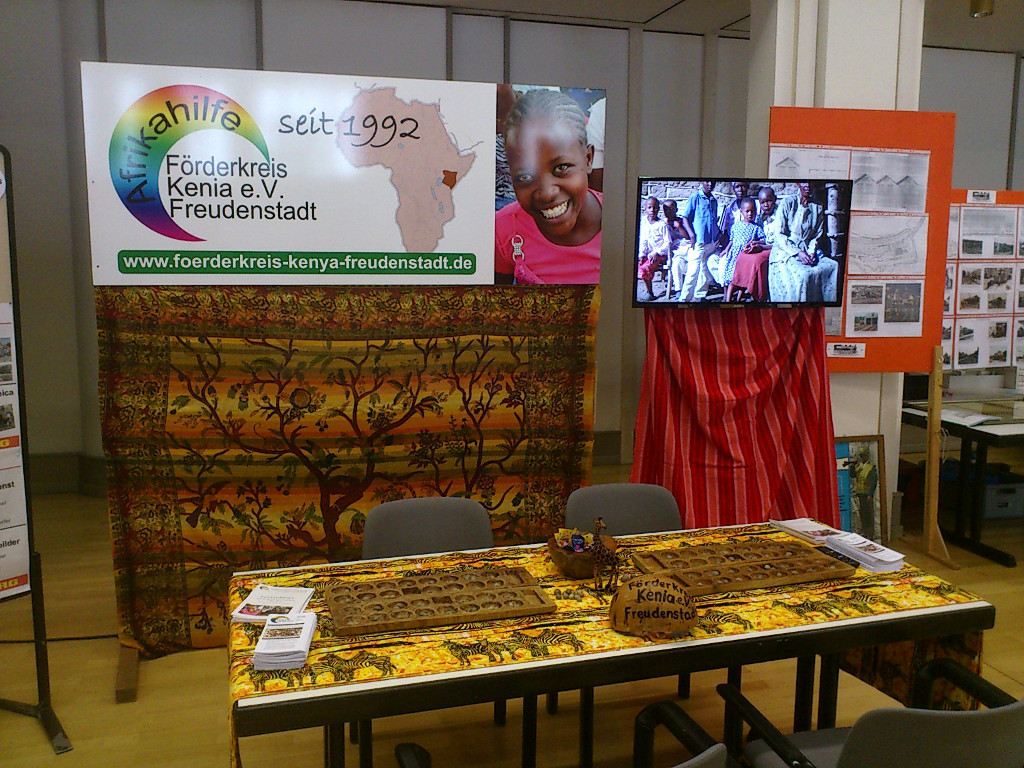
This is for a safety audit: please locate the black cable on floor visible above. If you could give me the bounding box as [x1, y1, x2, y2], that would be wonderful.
[0, 633, 118, 644]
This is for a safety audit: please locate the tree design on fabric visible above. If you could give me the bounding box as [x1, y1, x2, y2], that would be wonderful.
[166, 333, 539, 572]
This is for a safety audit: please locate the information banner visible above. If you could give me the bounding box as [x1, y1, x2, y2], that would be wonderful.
[0, 149, 30, 601]
[83, 62, 498, 286]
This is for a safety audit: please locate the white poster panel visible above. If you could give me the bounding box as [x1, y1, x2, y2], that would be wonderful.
[82, 62, 497, 286]
[0, 162, 30, 599]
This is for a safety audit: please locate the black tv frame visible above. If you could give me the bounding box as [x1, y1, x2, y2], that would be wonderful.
[632, 176, 853, 309]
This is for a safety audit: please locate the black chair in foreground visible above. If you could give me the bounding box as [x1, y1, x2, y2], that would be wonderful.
[394, 742, 431, 768]
[334, 497, 500, 767]
[633, 700, 738, 768]
[715, 658, 1024, 768]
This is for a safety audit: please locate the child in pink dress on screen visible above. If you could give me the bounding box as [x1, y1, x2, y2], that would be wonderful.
[494, 89, 603, 285]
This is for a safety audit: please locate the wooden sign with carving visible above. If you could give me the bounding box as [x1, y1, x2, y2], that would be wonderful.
[609, 573, 697, 638]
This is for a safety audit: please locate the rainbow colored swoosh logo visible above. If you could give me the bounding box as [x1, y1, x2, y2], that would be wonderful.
[108, 85, 269, 241]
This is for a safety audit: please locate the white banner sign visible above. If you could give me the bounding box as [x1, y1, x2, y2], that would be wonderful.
[82, 62, 497, 286]
[0, 151, 30, 599]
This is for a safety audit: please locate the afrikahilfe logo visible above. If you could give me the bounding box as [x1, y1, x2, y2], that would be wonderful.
[108, 85, 269, 241]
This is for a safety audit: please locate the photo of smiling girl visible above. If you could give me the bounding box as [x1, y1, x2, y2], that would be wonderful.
[494, 88, 603, 285]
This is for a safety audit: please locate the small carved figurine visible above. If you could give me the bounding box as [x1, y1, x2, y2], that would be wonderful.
[591, 517, 619, 593]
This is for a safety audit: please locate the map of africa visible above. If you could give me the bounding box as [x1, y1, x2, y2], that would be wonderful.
[337, 88, 477, 253]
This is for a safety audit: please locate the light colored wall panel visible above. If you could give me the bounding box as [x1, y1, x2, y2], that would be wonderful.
[104, 0, 256, 67]
[0, 0, 82, 454]
[1015, 56, 1024, 191]
[452, 13, 504, 84]
[262, 0, 445, 78]
[638, 32, 703, 176]
[920, 47, 1015, 190]
[509, 21, 629, 436]
[712, 36, 750, 177]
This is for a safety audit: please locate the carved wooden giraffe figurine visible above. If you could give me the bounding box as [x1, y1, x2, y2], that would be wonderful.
[591, 517, 619, 593]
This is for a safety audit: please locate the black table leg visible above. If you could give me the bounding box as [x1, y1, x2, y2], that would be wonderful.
[970, 441, 988, 543]
[358, 719, 373, 768]
[955, 437, 972, 537]
[325, 723, 346, 768]
[794, 655, 815, 732]
[817, 653, 840, 729]
[579, 686, 594, 768]
[943, 437, 1018, 567]
[723, 665, 743, 752]
[521, 694, 537, 768]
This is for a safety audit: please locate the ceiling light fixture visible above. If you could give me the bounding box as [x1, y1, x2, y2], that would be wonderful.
[969, 0, 994, 17]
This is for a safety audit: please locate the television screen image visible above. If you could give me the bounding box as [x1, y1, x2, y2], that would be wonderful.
[633, 177, 852, 308]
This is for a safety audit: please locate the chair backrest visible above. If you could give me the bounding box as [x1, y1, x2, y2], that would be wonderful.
[362, 497, 494, 560]
[671, 743, 729, 768]
[565, 483, 682, 537]
[837, 698, 1024, 768]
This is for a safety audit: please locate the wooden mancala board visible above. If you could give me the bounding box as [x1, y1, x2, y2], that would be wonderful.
[325, 567, 556, 637]
[630, 539, 856, 597]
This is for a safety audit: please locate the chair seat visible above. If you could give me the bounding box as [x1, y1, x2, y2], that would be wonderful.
[743, 727, 851, 768]
[671, 742, 730, 768]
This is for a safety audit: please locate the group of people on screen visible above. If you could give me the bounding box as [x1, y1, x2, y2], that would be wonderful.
[637, 180, 842, 304]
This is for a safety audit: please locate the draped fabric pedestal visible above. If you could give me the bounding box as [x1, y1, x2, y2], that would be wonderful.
[631, 307, 839, 529]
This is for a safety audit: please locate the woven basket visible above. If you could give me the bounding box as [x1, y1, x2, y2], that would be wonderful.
[547, 535, 617, 580]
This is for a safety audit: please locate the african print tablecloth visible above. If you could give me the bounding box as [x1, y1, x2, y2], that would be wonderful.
[228, 525, 984, 713]
[97, 285, 598, 657]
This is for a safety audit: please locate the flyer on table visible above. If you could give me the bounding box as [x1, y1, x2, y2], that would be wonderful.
[81, 62, 498, 286]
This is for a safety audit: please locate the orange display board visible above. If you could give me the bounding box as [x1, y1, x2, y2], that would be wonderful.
[944, 189, 1024, 371]
[769, 107, 955, 373]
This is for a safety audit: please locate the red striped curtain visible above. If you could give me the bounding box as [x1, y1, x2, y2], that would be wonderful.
[631, 308, 839, 530]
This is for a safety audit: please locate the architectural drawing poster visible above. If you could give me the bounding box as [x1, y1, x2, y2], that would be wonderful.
[944, 189, 1024, 372]
[769, 107, 955, 373]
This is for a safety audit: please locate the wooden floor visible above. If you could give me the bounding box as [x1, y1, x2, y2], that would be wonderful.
[2, 467, 1023, 768]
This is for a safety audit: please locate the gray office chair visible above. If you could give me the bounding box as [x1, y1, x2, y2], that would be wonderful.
[362, 496, 495, 559]
[341, 497, 505, 763]
[565, 482, 683, 536]
[716, 658, 1024, 768]
[633, 700, 738, 768]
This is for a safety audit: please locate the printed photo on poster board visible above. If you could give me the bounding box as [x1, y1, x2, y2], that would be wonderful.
[493, 85, 604, 285]
[83, 63, 603, 288]
[835, 435, 887, 543]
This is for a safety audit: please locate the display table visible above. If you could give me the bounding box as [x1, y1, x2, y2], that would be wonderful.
[903, 400, 1024, 567]
[229, 525, 994, 768]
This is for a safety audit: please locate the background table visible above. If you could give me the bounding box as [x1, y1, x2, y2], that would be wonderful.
[903, 401, 1024, 567]
[229, 525, 994, 768]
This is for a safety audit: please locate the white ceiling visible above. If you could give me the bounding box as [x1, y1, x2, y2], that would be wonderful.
[368, 0, 1024, 52]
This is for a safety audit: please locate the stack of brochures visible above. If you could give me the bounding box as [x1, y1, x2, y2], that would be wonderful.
[770, 518, 904, 572]
[231, 584, 315, 623]
[253, 612, 317, 670]
[825, 532, 904, 573]
[768, 517, 840, 545]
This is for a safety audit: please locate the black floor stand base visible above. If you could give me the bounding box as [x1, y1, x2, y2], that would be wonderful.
[0, 697, 72, 754]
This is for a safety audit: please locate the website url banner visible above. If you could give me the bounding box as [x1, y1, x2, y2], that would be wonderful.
[118, 250, 476, 276]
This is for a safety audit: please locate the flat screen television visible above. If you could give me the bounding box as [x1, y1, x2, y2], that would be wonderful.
[632, 177, 853, 308]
